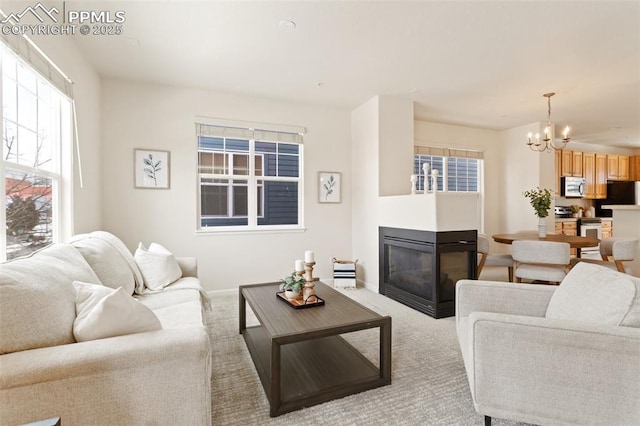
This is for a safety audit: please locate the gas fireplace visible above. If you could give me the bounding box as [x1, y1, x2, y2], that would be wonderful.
[379, 227, 477, 319]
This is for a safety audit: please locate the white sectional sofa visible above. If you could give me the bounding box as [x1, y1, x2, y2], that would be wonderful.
[0, 231, 212, 425]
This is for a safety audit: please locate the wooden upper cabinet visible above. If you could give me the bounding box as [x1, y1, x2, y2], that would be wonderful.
[595, 154, 607, 198]
[583, 152, 596, 199]
[632, 155, 640, 181]
[607, 155, 630, 180]
[560, 150, 583, 177]
[582, 152, 608, 199]
[618, 155, 630, 180]
[573, 151, 583, 177]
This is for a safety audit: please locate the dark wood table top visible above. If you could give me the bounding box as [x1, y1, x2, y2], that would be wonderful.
[240, 281, 386, 339]
[492, 232, 599, 248]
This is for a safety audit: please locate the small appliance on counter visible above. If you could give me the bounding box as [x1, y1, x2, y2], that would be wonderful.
[560, 176, 586, 198]
[554, 206, 573, 218]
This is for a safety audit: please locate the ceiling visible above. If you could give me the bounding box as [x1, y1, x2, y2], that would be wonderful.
[64, 1, 640, 148]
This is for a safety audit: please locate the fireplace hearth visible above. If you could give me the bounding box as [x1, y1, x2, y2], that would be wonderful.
[379, 227, 477, 319]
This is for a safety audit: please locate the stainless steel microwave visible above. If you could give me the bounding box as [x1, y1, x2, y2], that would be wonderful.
[561, 176, 585, 198]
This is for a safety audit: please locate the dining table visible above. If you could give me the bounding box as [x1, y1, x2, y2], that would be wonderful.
[492, 232, 600, 258]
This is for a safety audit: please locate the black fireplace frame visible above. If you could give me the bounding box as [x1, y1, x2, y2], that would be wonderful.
[379, 227, 477, 319]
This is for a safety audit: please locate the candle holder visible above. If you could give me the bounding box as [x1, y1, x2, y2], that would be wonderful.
[303, 261, 316, 301]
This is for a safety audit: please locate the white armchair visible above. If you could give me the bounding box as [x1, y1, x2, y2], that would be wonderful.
[456, 263, 640, 425]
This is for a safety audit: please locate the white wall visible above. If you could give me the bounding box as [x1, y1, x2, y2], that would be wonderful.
[499, 122, 555, 236]
[379, 98, 414, 196]
[100, 79, 351, 291]
[351, 97, 380, 287]
[29, 33, 103, 235]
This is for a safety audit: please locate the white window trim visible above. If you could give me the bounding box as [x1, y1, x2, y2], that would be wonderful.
[196, 130, 304, 234]
[0, 46, 72, 260]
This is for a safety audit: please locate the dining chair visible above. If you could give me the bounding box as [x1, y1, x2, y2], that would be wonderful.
[512, 240, 571, 284]
[571, 238, 638, 274]
[477, 234, 513, 281]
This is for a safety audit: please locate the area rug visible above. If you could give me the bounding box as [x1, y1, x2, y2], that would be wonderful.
[206, 287, 525, 425]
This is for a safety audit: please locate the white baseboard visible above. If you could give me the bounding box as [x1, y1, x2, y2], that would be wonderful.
[207, 288, 237, 297]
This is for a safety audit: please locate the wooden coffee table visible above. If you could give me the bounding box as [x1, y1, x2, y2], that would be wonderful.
[239, 281, 392, 417]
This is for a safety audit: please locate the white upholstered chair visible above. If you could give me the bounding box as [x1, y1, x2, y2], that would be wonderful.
[456, 262, 640, 425]
[512, 240, 571, 284]
[571, 238, 638, 274]
[477, 234, 513, 282]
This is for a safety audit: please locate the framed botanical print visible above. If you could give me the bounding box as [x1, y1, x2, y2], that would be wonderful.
[134, 149, 170, 189]
[318, 171, 341, 203]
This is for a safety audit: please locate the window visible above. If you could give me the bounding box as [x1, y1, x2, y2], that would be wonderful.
[414, 147, 482, 193]
[1, 45, 72, 260]
[197, 122, 304, 230]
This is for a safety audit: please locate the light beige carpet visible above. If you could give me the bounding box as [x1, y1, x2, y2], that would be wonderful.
[206, 287, 525, 425]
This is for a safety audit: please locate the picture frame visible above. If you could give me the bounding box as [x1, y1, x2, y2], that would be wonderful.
[134, 149, 170, 189]
[318, 171, 341, 203]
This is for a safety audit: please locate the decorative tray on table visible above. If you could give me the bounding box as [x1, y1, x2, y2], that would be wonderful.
[276, 292, 325, 309]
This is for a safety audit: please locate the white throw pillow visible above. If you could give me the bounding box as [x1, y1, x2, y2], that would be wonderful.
[133, 242, 182, 291]
[73, 281, 162, 342]
[546, 262, 639, 327]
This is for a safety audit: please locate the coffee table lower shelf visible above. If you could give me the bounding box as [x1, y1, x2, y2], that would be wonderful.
[243, 325, 387, 416]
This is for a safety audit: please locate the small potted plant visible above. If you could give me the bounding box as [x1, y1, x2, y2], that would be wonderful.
[280, 272, 304, 300]
[523, 187, 552, 237]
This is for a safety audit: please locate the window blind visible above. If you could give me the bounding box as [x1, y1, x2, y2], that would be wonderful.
[195, 119, 305, 144]
[414, 146, 484, 159]
[0, 22, 73, 99]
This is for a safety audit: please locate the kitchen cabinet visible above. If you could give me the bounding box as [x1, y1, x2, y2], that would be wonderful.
[583, 153, 596, 199]
[607, 155, 630, 180]
[595, 154, 607, 198]
[556, 220, 578, 257]
[561, 150, 583, 177]
[583, 152, 607, 199]
[631, 155, 640, 181]
[601, 219, 613, 239]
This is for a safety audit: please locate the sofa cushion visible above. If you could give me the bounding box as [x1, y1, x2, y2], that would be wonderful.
[70, 231, 144, 293]
[546, 262, 640, 327]
[152, 300, 204, 329]
[135, 277, 202, 310]
[0, 244, 101, 354]
[134, 242, 182, 290]
[73, 281, 162, 342]
[70, 234, 136, 294]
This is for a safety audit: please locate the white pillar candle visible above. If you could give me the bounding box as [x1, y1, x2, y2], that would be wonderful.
[305, 250, 315, 263]
[295, 259, 305, 272]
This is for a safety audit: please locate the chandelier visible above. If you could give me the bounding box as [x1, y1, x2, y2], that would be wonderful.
[526, 92, 571, 152]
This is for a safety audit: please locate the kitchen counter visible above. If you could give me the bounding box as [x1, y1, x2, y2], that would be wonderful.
[602, 205, 640, 210]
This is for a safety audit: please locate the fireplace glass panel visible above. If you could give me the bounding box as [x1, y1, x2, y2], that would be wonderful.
[388, 245, 433, 302]
[439, 251, 470, 302]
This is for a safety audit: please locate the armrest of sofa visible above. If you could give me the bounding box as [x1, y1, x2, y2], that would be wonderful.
[176, 256, 198, 278]
[468, 312, 640, 425]
[456, 280, 556, 324]
[0, 328, 212, 425]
